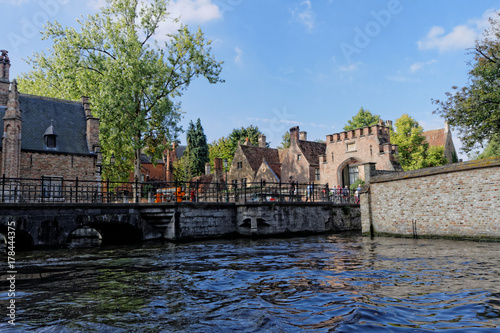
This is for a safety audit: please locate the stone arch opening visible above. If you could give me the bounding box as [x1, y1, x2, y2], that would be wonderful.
[82, 223, 143, 245]
[337, 157, 363, 188]
[0, 225, 34, 251]
[66, 226, 103, 248]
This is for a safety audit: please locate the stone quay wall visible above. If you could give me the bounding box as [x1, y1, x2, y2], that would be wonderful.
[360, 157, 500, 240]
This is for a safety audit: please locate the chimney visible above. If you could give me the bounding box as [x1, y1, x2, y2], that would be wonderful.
[205, 162, 211, 175]
[386, 120, 393, 129]
[0, 50, 11, 106]
[82, 96, 100, 154]
[444, 121, 450, 133]
[290, 126, 299, 143]
[214, 158, 224, 182]
[299, 131, 307, 141]
[243, 137, 251, 146]
[258, 134, 266, 148]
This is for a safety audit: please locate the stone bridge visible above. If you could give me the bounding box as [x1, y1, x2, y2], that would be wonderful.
[0, 202, 361, 249]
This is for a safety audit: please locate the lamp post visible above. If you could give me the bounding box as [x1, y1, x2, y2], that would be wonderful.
[223, 158, 229, 202]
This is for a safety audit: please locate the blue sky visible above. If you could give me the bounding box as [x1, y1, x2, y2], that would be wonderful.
[1, 0, 499, 161]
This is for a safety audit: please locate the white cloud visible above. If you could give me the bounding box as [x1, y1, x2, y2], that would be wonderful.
[291, 0, 315, 32]
[417, 9, 498, 52]
[234, 46, 243, 65]
[339, 62, 359, 72]
[169, 0, 221, 24]
[410, 59, 436, 73]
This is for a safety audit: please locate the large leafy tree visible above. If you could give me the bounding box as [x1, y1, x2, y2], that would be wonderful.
[343, 107, 381, 131]
[18, 0, 223, 181]
[208, 125, 266, 169]
[478, 134, 500, 159]
[185, 118, 209, 177]
[391, 114, 448, 171]
[433, 12, 500, 156]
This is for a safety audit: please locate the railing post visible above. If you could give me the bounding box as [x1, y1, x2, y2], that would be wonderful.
[106, 179, 110, 203]
[135, 179, 139, 203]
[75, 177, 79, 203]
[1, 174, 5, 203]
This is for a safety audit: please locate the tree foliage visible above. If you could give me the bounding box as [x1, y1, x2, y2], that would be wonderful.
[433, 12, 500, 155]
[477, 134, 500, 159]
[343, 107, 381, 131]
[18, 0, 223, 180]
[185, 118, 209, 177]
[391, 114, 448, 170]
[277, 131, 291, 149]
[208, 125, 266, 169]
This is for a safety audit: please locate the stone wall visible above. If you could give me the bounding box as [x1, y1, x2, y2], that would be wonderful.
[361, 157, 500, 239]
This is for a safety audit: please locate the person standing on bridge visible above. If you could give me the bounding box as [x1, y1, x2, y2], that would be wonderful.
[289, 176, 296, 201]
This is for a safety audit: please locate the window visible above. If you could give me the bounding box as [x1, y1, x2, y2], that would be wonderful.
[237, 161, 243, 169]
[297, 154, 302, 161]
[42, 176, 63, 199]
[348, 166, 359, 185]
[45, 135, 56, 148]
[331, 152, 334, 161]
[315, 168, 320, 181]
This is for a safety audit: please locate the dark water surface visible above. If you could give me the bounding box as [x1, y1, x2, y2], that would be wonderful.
[1, 234, 500, 332]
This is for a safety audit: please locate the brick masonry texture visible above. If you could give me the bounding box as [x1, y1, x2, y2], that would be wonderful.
[361, 157, 500, 239]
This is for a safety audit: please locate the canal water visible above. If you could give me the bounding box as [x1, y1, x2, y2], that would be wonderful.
[1, 234, 500, 332]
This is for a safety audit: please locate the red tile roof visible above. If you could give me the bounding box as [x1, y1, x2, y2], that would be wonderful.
[240, 145, 281, 173]
[297, 140, 326, 166]
[423, 128, 446, 147]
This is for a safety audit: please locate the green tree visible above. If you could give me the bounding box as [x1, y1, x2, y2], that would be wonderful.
[18, 0, 223, 181]
[277, 131, 291, 149]
[477, 134, 500, 159]
[343, 107, 381, 131]
[186, 118, 209, 177]
[227, 125, 267, 154]
[391, 114, 448, 171]
[433, 12, 500, 155]
[208, 137, 232, 171]
[172, 156, 193, 183]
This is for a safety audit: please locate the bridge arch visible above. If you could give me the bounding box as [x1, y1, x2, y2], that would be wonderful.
[66, 222, 143, 246]
[0, 225, 34, 251]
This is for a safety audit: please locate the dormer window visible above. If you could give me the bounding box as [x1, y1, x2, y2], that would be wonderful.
[44, 121, 57, 149]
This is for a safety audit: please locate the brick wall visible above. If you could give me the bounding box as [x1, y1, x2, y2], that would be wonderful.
[20, 151, 97, 180]
[361, 157, 500, 239]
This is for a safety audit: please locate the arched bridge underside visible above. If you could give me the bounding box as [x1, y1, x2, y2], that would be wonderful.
[0, 202, 361, 250]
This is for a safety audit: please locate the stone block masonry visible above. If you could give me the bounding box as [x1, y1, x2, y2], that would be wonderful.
[361, 157, 500, 240]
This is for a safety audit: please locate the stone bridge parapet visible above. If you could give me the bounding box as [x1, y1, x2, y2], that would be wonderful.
[0, 202, 361, 249]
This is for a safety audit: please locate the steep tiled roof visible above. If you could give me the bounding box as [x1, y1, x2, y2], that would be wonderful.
[265, 160, 282, 179]
[0, 94, 92, 155]
[240, 145, 280, 173]
[297, 140, 326, 166]
[423, 129, 446, 147]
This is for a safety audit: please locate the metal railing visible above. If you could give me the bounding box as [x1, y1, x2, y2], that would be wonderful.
[0, 175, 360, 204]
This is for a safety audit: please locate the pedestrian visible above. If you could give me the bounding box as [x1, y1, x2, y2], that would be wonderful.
[289, 176, 296, 201]
[306, 183, 312, 202]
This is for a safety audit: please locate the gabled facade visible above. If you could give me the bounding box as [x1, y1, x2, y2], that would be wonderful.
[423, 123, 457, 163]
[280, 126, 326, 184]
[0, 50, 101, 182]
[227, 135, 280, 185]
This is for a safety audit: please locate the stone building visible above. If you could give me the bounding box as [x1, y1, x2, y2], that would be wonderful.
[423, 123, 457, 163]
[0, 50, 101, 188]
[280, 126, 326, 184]
[227, 135, 280, 185]
[319, 120, 402, 187]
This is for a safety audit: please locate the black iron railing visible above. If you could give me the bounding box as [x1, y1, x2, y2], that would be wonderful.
[0, 175, 360, 204]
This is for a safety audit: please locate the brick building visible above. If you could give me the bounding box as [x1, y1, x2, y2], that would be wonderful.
[280, 126, 326, 184]
[228, 135, 280, 185]
[130, 143, 186, 182]
[320, 120, 402, 187]
[423, 123, 457, 163]
[0, 50, 101, 189]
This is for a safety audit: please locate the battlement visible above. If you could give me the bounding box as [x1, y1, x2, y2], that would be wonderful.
[326, 119, 393, 142]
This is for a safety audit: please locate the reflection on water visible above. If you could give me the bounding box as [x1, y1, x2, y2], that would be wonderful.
[1, 234, 500, 332]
